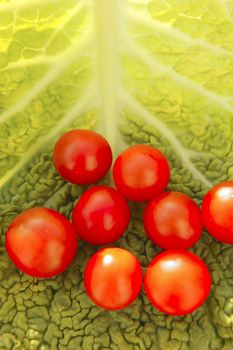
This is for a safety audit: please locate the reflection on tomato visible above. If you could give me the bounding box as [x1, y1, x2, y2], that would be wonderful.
[144, 250, 211, 315]
[72, 185, 130, 245]
[53, 129, 112, 184]
[201, 181, 233, 244]
[5, 208, 78, 278]
[84, 247, 143, 310]
[144, 191, 202, 249]
[113, 144, 170, 202]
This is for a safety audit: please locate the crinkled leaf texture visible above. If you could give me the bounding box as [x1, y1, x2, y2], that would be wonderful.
[0, 0, 233, 349]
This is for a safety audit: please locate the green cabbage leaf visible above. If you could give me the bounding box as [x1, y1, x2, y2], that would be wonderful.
[0, 0, 233, 349]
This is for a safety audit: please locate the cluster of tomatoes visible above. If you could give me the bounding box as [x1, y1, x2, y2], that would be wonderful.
[5, 129, 233, 316]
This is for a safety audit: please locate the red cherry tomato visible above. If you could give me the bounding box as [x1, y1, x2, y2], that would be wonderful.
[201, 181, 233, 244]
[72, 185, 130, 245]
[84, 247, 143, 310]
[53, 129, 112, 184]
[144, 250, 211, 315]
[143, 191, 202, 250]
[113, 145, 170, 202]
[5, 208, 78, 278]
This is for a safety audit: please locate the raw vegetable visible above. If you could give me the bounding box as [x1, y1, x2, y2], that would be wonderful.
[84, 247, 143, 310]
[113, 144, 170, 201]
[53, 129, 112, 184]
[144, 250, 211, 316]
[72, 185, 130, 245]
[0, 0, 233, 349]
[202, 181, 233, 244]
[143, 191, 202, 249]
[5, 208, 78, 278]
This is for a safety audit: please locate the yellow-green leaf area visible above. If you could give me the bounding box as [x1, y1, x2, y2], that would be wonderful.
[0, 0, 233, 349]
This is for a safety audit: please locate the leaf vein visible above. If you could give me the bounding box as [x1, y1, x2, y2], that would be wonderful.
[0, 30, 92, 126]
[126, 8, 233, 58]
[120, 90, 212, 188]
[125, 36, 233, 113]
[0, 85, 96, 189]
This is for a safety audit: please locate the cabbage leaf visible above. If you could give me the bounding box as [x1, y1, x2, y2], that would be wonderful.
[0, 0, 233, 349]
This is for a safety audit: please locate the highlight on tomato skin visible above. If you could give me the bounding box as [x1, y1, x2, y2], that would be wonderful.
[53, 129, 112, 185]
[5, 207, 78, 278]
[201, 181, 233, 244]
[143, 191, 203, 250]
[144, 250, 211, 316]
[84, 247, 143, 310]
[72, 185, 130, 245]
[113, 144, 170, 202]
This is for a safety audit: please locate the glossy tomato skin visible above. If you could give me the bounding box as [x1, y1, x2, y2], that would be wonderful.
[201, 181, 233, 244]
[143, 191, 202, 249]
[113, 145, 170, 202]
[53, 129, 112, 184]
[84, 247, 143, 310]
[72, 185, 130, 245]
[5, 208, 78, 278]
[144, 250, 211, 316]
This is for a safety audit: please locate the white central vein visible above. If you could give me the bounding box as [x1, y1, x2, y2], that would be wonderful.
[92, 0, 120, 155]
[220, 0, 233, 22]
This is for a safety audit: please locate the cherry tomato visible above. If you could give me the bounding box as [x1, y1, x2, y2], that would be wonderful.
[84, 247, 143, 310]
[72, 185, 130, 245]
[5, 208, 78, 278]
[143, 191, 202, 250]
[201, 181, 233, 244]
[144, 250, 211, 315]
[113, 145, 170, 202]
[53, 129, 112, 184]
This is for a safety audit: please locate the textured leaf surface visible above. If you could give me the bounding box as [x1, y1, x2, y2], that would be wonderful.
[0, 0, 233, 349]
